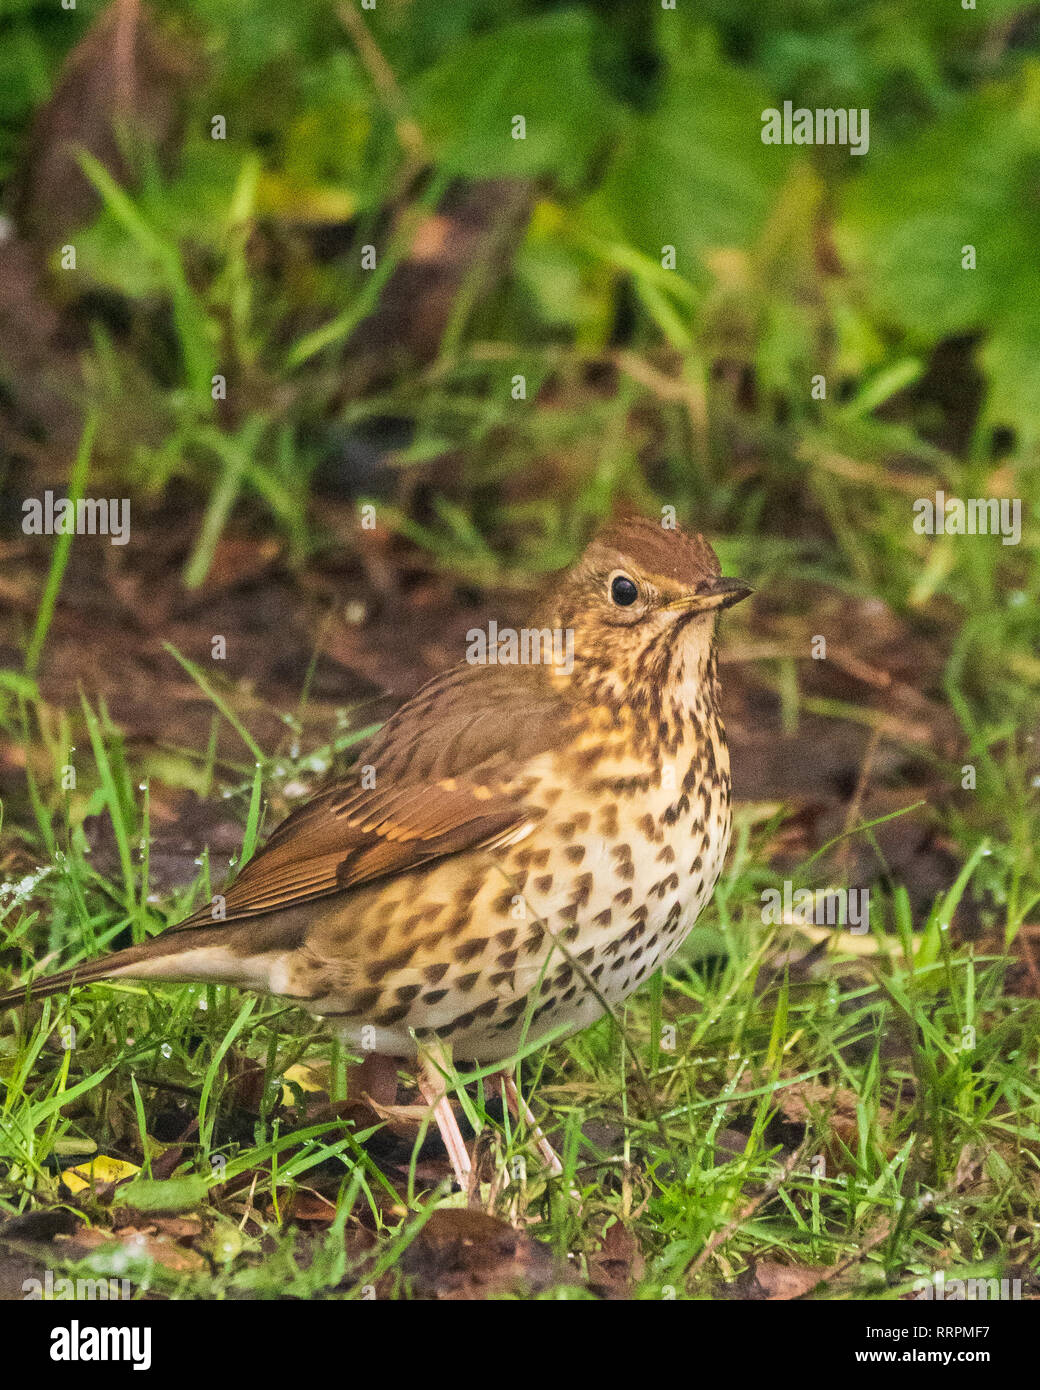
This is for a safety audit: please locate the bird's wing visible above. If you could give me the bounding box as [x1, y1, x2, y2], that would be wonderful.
[171, 661, 574, 929]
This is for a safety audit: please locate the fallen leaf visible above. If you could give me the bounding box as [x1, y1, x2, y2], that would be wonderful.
[738, 1260, 835, 1300]
[61, 1155, 140, 1194]
[280, 1061, 328, 1108]
[288, 1191, 339, 1226]
[400, 1207, 560, 1300]
[587, 1221, 645, 1297]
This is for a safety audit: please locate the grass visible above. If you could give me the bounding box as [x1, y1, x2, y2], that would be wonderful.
[1, 635, 1038, 1298]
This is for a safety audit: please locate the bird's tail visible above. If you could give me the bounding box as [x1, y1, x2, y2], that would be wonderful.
[0, 924, 265, 1009]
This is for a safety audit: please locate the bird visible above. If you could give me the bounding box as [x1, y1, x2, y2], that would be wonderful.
[1, 515, 750, 1188]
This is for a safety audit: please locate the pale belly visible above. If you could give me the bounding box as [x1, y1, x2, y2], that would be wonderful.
[284, 766, 733, 1064]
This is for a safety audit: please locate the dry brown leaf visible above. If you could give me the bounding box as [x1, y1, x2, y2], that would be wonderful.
[587, 1221, 645, 1298]
[740, 1260, 835, 1300]
[399, 1207, 560, 1300]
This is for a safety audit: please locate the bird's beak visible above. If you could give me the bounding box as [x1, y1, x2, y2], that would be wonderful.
[667, 576, 753, 613]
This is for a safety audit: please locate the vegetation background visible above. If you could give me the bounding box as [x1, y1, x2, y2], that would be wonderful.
[0, 0, 1037, 1300]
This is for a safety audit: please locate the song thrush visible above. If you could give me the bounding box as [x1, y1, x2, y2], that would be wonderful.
[2, 515, 750, 1184]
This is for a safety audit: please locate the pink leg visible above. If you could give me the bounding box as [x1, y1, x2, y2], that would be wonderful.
[417, 1058, 473, 1191]
[501, 1071, 564, 1176]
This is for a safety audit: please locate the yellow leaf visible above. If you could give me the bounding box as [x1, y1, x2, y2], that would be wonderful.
[61, 1155, 140, 1194]
[280, 1062, 328, 1106]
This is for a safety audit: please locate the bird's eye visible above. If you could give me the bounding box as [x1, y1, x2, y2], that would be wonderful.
[610, 574, 639, 607]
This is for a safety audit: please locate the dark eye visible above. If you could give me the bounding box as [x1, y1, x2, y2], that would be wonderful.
[610, 574, 639, 607]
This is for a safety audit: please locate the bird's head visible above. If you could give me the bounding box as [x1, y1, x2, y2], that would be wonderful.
[539, 515, 751, 708]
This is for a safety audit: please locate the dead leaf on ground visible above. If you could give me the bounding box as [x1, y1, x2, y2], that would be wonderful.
[287, 1191, 339, 1226]
[347, 1052, 400, 1110]
[56, 1220, 206, 1275]
[733, 1260, 836, 1300]
[587, 1221, 645, 1298]
[399, 1207, 560, 1300]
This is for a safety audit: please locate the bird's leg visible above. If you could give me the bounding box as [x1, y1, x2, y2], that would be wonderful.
[499, 1069, 563, 1176]
[416, 1045, 473, 1192]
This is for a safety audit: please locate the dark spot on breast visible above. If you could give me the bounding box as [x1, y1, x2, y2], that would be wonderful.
[374, 1002, 412, 1026]
[344, 987, 379, 1016]
[454, 936, 488, 963]
[367, 944, 417, 983]
[444, 909, 472, 939]
[571, 872, 593, 906]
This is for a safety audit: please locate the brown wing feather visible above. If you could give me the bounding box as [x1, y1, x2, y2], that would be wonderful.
[171, 660, 574, 930]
